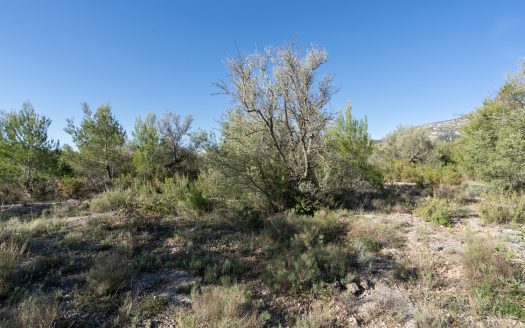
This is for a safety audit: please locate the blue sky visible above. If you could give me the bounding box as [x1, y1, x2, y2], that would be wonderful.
[1, 1, 524, 144]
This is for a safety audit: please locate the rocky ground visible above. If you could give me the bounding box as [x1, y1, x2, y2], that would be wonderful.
[1, 198, 524, 327]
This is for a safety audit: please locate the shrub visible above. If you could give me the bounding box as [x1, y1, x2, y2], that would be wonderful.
[414, 198, 454, 226]
[263, 210, 346, 248]
[479, 190, 525, 224]
[86, 253, 135, 297]
[461, 64, 525, 190]
[263, 211, 352, 293]
[90, 188, 134, 213]
[462, 235, 525, 320]
[56, 176, 87, 199]
[133, 252, 162, 273]
[265, 250, 320, 293]
[139, 295, 168, 317]
[90, 176, 212, 218]
[175, 285, 267, 328]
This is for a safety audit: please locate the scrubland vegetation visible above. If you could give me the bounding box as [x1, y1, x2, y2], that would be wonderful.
[1, 45, 524, 327]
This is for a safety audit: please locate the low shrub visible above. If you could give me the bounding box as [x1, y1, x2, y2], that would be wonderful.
[56, 176, 87, 199]
[414, 198, 456, 226]
[265, 244, 351, 293]
[139, 294, 168, 317]
[263, 210, 346, 249]
[263, 211, 352, 293]
[175, 284, 267, 328]
[293, 299, 342, 327]
[133, 252, 162, 273]
[479, 190, 525, 224]
[90, 188, 135, 213]
[462, 235, 525, 320]
[86, 253, 135, 297]
[90, 176, 213, 218]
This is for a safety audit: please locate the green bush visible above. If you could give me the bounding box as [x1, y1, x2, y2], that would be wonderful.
[414, 198, 454, 226]
[56, 176, 87, 199]
[463, 236, 525, 320]
[89, 176, 212, 217]
[263, 210, 345, 248]
[480, 191, 525, 224]
[90, 188, 135, 213]
[461, 64, 525, 190]
[263, 211, 352, 293]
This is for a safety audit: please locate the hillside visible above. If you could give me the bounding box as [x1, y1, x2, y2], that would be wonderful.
[417, 116, 469, 141]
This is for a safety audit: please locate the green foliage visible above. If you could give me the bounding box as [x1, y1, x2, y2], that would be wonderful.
[374, 126, 464, 186]
[132, 113, 163, 181]
[262, 211, 352, 293]
[55, 176, 87, 199]
[380, 126, 435, 164]
[139, 295, 168, 317]
[480, 190, 525, 224]
[327, 103, 373, 163]
[324, 103, 383, 205]
[90, 176, 212, 217]
[131, 112, 199, 181]
[414, 198, 454, 226]
[463, 236, 525, 320]
[0, 102, 59, 200]
[175, 285, 267, 328]
[210, 45, 377, 212]
[461, 64, 525, 189]
[65, 103, 127, 191]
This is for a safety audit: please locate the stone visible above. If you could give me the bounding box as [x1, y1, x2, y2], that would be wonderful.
[346, 282, 360, 295]
[359, 279, 370, 290]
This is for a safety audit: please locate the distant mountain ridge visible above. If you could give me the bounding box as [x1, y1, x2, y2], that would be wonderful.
[417, 115, 469, 141]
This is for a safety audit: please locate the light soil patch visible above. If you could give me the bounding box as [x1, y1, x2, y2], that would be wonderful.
[353, 212, 525, 327]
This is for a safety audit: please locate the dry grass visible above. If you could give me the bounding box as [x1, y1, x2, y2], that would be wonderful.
[462, 235, 525, 320]
[14, 293, 60, 328]
[175, 284, 267, 328]
[86, 253, 135, 297]
[0, 240, 26, 298]
[293, 299, 343, 327]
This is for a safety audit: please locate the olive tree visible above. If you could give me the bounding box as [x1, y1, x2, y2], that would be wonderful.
[212, 45, 335, 211]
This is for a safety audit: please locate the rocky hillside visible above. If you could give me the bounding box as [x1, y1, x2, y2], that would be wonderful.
[417, 115, 469, 141]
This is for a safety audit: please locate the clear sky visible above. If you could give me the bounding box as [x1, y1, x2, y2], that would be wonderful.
[1, 1, 524, 144]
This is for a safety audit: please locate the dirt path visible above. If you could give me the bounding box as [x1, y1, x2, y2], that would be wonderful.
[352, 212, 525, 327]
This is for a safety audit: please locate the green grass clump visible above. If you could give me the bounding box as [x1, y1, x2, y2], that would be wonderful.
[463, 236, 525, 320]
[90, 177, 212, 218]
[262, 211, 353, 293]
[480, 190, 525, 224]
[414, 198, 454, 226]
